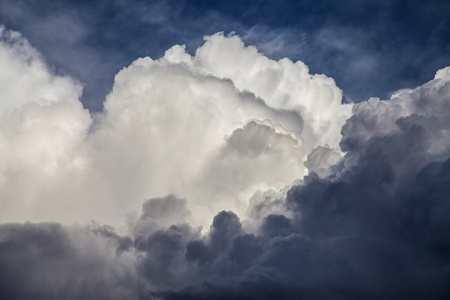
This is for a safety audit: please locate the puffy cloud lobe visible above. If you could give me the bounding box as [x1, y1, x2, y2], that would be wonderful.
[191, 120, 305, 215]
[304, 145, 342, 177]
[185, 211, 245, 267]
[197, 33, 353, 150]
[135, 224, 196, 289]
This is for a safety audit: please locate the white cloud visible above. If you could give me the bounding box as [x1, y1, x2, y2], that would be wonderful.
[194, 33, 353, 150]
[0, 27, 353, 228]
[0, 26, 91, 223]
[0, 25, 83, 113]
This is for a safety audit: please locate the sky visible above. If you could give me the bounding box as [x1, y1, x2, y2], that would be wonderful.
[0, 1, 450, 299]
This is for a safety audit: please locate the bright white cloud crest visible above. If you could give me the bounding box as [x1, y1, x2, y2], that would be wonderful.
[0, 29, 352, 228]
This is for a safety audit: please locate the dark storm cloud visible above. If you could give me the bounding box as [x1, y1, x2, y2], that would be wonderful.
[90, 223, 133, 254]
[135, 224, 195, 288]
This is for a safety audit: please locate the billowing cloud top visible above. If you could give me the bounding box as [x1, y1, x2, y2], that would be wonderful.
[0, 29, 352, 226]
[1, 26, 450, 299]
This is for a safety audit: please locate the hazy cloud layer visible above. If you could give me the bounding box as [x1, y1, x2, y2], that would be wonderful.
[1, 26, 450, 299]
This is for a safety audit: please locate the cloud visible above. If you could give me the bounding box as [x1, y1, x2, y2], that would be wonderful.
[0, 222, 140, 300]
[134, 194, 193, 234]
[0, 25, 83, 113]
[0, 26, 91, 223]
[195, 33, 352, 150]
[154, 64, 450, 298]
[2, 0, 450, 111]
[304, 145, 343, 177]
[0, 28, 352, 227]
[1, 25, 450, 299]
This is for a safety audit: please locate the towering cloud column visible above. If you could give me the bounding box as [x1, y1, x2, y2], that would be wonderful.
[0, 29, 352, 226]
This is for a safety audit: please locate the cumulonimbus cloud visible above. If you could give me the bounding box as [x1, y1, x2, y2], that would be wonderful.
[1, 26, 450, 299]
[0, 28, 351, 226]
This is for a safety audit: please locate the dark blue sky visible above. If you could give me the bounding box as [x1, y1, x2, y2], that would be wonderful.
[1, 0, 449, 111]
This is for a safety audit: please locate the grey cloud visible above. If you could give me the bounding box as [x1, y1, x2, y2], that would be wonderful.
[2, 159, 450, 300]
[140, 195, 191, 221]
[186, 211, 244, 266]
[89, 223, 133, 255]
[135, 224, 196, 289]
[228, 233, 261, 264]
[185, 239, 211, 265]
[159, 69, 450, 298]
[0, 222, 140, 300]
[208, 211, 244, 258]
[304, 145, 342, 177]
[260, 214, 294, 240]
[246, 188, 290, 221]
[135, 194, 193, 234]
[224, 121, 300, 157]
